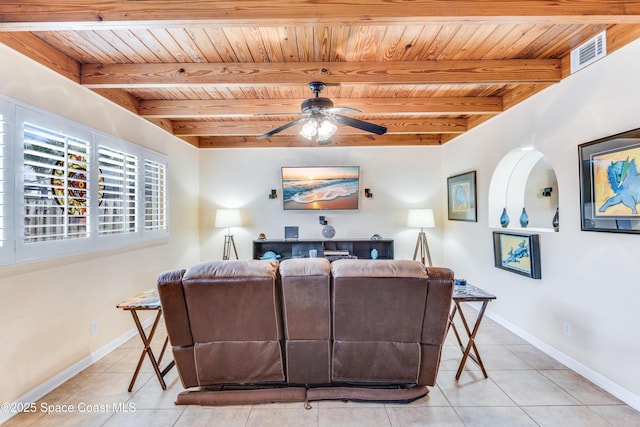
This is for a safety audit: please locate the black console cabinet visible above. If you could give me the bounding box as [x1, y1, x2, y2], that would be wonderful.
[252, 238, 394, 260]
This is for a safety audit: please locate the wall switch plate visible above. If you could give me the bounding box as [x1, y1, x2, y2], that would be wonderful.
[90, 321, 98, 336]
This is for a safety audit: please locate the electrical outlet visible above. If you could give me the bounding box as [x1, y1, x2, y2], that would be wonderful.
[90, 321, 98, 336]
[562, 320, 572, 336]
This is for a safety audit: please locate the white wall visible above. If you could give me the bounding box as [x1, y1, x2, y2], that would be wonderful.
[442, 38, 640, 406]
[198, 146, 443, 263]
[0, 45, 201, 406]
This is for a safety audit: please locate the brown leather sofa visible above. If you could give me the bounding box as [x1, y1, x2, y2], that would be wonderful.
[156, 257, 453, 405]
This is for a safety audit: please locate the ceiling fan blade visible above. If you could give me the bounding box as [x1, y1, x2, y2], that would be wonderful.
[325, 106, 361, 114]
[257, 117, 307, 139]
[332, 114, 387, 135]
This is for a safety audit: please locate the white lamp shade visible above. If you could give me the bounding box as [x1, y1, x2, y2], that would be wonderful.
[407, 209, 435, 228]
[215, 209, 242, 228]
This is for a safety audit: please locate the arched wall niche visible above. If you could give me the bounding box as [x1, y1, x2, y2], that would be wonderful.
[488, 148, 559, 231]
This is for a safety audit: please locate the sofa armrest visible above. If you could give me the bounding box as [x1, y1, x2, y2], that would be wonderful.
[421, 267, 454, 345]
[157, 269, 193, 347]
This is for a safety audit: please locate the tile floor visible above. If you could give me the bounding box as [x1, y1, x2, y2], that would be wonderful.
[4, 303, 640, 426]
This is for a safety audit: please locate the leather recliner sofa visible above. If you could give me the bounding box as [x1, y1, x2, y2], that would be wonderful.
[156, 257, 453, 406]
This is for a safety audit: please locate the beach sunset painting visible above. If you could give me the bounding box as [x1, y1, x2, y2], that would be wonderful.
[282, 166, 360, 210]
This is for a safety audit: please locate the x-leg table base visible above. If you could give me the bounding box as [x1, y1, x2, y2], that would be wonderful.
[448, 299, 491, 380]
[127, 308, 175, 392]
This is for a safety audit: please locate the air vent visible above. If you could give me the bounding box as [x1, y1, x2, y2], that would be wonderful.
[570, 31, 607, 74]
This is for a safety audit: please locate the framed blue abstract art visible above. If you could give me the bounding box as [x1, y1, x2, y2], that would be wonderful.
[447, 170, 477, 222]
[492, 231, 541, 279]
[579, 127, 640, 233]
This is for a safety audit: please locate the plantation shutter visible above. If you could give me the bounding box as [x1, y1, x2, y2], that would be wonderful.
[98, 145, 139, 235]
[0, 107, 8, 259]
[23, 123, 91, 243]
[144, 159, 167, 231]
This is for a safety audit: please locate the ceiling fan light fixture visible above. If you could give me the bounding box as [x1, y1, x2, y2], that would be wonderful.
[318, 119, 337, 141]
[300, 119, 318, 139]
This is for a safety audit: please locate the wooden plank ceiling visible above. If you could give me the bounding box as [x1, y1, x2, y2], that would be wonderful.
[1, 1, 640, 148]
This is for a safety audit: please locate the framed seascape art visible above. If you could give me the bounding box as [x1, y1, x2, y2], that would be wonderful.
[492, 231, 541, 279]
[281, 166, 360, 210]
[579, 127, 640, 233]
[447, 171, 477, 222]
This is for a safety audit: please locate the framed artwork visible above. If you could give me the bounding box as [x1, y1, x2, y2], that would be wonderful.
[281, 166, 359, 210]
[447, 171, 477, 222]
[492, 231, 541, 279]
[579, 127, 640, 233]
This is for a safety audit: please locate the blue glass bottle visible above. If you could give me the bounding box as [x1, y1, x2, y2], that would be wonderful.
[519, 207, 529, 228]
[500, 208, 509, 228]
[552, 207, 559, 232]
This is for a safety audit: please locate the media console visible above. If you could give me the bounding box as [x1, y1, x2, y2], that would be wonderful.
[252, 238, 394, 260]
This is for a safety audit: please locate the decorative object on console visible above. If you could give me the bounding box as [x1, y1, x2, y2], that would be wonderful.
[578, 127, 640, 234]
[492, 231, 541, 279]
[364, 188, 373, 198]
[519, 207, 529, 228]
[407, 208, 435, 266]
[269, 189, 277, 199]
[322, 225, 336, 239]
[447, 171, 477, 222]
[370, 248, 379, 259]
[281, 166, 360, 210]
[260, 250, 281, 260]
[258, 233, 267, 240]
[284, 226, 299, 240]
[371, 233, 382, 240]
[215, 209, 241, 260]
[500, 208, 510, 228]
[552, 207, 559, 232]
[319, 215, 327, 225]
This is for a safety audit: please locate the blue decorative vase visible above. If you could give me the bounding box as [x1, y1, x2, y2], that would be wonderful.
[519, 207, 529, 228]
[370, 248, 379, 259]
[552, 207, 559, 232]
[500, 208, 509, 228]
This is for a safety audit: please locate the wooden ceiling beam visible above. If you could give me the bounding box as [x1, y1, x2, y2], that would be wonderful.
[2, 1, 640, 31]
[81, 60, 561, 88]
[0, 32, 79, 81]
[172, 118, 466, 136]
[198, 134, 444, 148]
[139, 97, 503, 118]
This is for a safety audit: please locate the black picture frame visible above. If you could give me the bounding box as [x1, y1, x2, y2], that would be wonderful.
[579, 127, 640, 233]
[447, 171, 477, 222]
[492, 231, 541, 279]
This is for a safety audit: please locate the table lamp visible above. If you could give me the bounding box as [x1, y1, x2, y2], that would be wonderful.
[215, 209, 242, 260]
[407, 208, 435, 266]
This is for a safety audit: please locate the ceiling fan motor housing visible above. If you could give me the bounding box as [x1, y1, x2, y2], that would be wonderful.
[301, 97, 334, 113]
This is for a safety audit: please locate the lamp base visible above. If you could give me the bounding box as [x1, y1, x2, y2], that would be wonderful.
[222, 234, 239, 260]
[413, 231, 432, 267]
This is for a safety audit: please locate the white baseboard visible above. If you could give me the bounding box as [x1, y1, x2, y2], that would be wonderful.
[0, 317, 154, 426]
[467, 302, 640, 412]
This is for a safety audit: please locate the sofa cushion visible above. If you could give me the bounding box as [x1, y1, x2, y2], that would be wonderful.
[195, 341, 284, 385]
[332, 340, 420, 383]
[184, 259, 278, 280]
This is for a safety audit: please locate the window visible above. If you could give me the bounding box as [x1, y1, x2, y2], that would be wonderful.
[144, 158, 167, 232]
[98, 145, 138, 236]
[0, 96, 169, 265]
[23, 123, 92, 243]
[0, 100, 12, 264]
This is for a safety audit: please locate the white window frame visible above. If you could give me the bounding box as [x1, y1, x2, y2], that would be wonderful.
[15, 107, 96, 262]
[95, 134, 142, 248]
[142, 150, 169, 240]
[0, 96, 169, 265]
[0, 99, 15, 266]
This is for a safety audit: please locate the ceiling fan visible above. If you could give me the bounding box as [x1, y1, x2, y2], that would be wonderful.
[257, 81, 387, 143]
